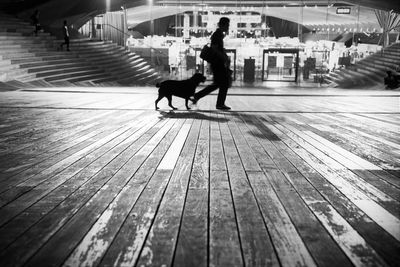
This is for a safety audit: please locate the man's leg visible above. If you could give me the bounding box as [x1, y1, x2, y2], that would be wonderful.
[66, 37, 70, 51]
[193, 83, 218, 101]
[216, 86, 228, 107]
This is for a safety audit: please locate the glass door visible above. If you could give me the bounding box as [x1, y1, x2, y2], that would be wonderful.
[262, 49, 299, 82]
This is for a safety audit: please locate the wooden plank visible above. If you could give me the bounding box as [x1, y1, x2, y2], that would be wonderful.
[360, 113, 400, 127]
[0, 110, 136, 183]
[188, 117, 210, 190]
[269, 169, 386, 267]
[135, 119, 201, 266]
[247, 171, 317, 267]
[298, 112, 400, 188]
[324, 112, 399, 146]
[22, 119, 185, 267]
[237, 113, 352, 267]
[276, 119, 400, 214]
[342, 113, 400, 137]
[0, 119, 178, 266]
[0, 116, 167, 252]
[225, 113, 261, 172]
[218, 113, 280, 267]
[0, 109, 135, 163]
[0, 120, 139, 224]
[157, 124, 192, 170]
[262, 115, 400, 242]
[174, 118, 210, 267]
[209, 170, 243, 267]
[63, 121, 192, 267]
[173, 189, 208, 267]
[300, 112, 400, 166]
[307, 198, 389, 267]
[302, 129, 400, 198]
[243, 112, 400, 267]
[309, 113, 400, 152]
[210, 113, 227, 171]
[0, 112, 151, 192]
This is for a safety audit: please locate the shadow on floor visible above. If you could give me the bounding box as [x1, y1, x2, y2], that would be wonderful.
[158, 110, 229, 122]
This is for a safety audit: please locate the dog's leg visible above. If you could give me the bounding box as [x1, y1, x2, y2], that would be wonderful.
[167, 95, 177, 110]
[185, 98, 191, 110]
[155, 95, 163, 110]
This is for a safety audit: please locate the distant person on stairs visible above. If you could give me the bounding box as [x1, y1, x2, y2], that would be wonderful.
[30, 10, 40, 36]
[60, 20, 70, 51]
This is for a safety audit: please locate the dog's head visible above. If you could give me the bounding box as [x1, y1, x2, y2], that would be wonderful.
[191, 73, 206, 85]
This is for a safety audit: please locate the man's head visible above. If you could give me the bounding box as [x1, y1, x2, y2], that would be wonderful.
[218, 17, 230, 33]
[63, 20, 67, 25]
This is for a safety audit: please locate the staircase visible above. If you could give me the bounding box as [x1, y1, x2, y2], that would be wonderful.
[0, 13, 162, 87]
[325, 42, 400, 88]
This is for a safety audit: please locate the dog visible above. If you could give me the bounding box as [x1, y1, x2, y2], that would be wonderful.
[155, 73, 206, 110]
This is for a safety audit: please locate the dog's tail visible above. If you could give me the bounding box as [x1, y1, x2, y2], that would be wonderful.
[155, 82, 161, 88]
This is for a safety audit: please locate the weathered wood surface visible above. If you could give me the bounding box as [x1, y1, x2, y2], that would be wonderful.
[0, 86, 399, 267]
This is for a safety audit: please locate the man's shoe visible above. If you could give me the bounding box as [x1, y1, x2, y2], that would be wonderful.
[216, 105, 231, 110]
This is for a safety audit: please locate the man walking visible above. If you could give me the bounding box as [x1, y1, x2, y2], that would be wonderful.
[191, 17, 232, 110]
[60, 20, 70, 51]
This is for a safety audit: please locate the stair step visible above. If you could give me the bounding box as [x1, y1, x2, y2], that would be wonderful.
[27, 62, 85, 72]
[1, 52, 36, 59]
[0, 31, 23, 36]
[2, 80, 31, 88]
[0, 35, 56, 41]
[92, 77, 120, 83]
[34, 66, 96, 77]
[44, 69, 105, 82]
[67, 73, 112, 83]
[0, 68, 30, 82]
[51, 81, 77, 87]
[19, 58, 81, 68]
[26, 79, 56, 88]
[0, 63, 20, 72]
[1, 14, 159, 86]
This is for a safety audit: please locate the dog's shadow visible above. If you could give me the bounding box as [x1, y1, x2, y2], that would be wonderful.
[158, 110, 229, 122]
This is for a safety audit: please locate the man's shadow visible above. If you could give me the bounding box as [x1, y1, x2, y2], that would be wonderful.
[158, 110, 229, 122]
[229, 112, 282, 141]
[158, 110, 281, 141]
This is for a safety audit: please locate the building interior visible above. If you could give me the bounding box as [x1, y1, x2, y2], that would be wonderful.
[0, 0, 399, 266]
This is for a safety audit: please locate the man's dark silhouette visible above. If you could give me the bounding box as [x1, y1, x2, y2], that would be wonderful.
[30, 10, 40, 36]
[60, 20, 70, 51]
[191, 17, 232, 110]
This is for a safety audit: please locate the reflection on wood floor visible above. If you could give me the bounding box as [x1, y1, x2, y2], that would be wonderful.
[0, 86, 399, 266]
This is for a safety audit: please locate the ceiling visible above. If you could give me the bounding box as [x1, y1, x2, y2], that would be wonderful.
[0, 0, 398, 29]
[126, 5, 380, 30]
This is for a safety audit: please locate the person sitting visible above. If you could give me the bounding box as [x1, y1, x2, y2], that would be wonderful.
[384, 71, 399, 89]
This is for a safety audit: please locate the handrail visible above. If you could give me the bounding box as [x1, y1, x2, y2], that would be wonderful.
[101, 23, 168, 57]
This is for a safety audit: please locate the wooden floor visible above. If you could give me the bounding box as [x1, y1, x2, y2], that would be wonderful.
[0, 85, 399, 267]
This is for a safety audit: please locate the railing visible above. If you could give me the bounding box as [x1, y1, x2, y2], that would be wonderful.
[80, 21, 169, 61]
[102, 23, 169, 57]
